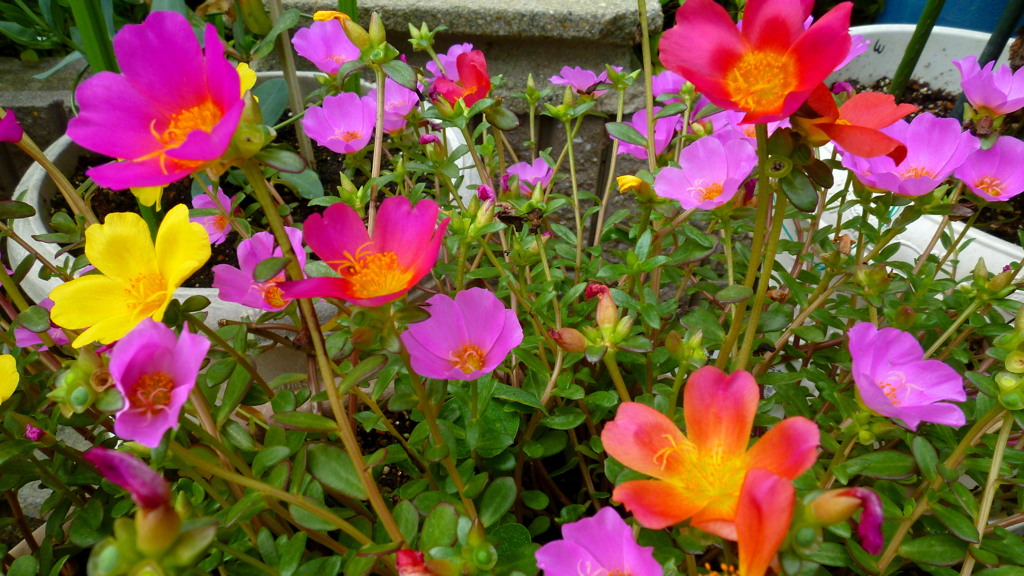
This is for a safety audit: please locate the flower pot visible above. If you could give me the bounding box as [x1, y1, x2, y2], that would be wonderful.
[876, 0, 1024, 34]
[781, 25, 1023, 286]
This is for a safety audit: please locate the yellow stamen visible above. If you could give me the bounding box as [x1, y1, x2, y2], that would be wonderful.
[975, 175, 1004, 197]
[451, 344, 486, 374]
[262, 284, 286, 308]
[900, 166, 935, 180]
[704, 563, 739, 576]
[723, 49, 798, 114]
[652, 434, 746, 505]
[156, 100, 222, 148]
[331, 244, 413, 299]
[131, 371, 174, 417]
[123, 272, 167, 317]
[699, 182, 724, 202]
[338, 130, 363, 142]
[877, 371, 906, 405]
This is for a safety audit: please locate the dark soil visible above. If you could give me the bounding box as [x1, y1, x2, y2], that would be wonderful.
[841, 76, 1024, 244]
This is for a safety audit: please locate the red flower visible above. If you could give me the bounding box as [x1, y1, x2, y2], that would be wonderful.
[659, 0, 852, 123]
[793, 83, 918, 163]
[434, 50, 491, 107]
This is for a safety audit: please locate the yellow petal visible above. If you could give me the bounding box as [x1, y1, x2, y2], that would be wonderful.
[85, 212, 157, 283]
[313, 10, 350, 22]
[0, 354, 18, 403]
[49, 275, 138, 346]
[130, 186, 164, 210]
[155, 204, 211, 289]
[236, 62, 257, 96]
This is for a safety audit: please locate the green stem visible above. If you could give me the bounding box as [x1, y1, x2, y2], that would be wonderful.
[210, 540, 279, 576]
[924, 299, 983, 358]
[185, 312, 273, 398]
[267, 0, 314, 168]
[592, 86, 627, 246]
[603, 351, 631, 403]
[367, 65, 389, 234]
[890, 0, 947, 101]
[240, 160, 404, 546]
[635, 0, 657, 171]
[561, 119, 584, 279]
[736, 192, 788, 371]
[960, 411, 1015, 576]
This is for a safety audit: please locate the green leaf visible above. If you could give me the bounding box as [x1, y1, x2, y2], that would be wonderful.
[605, 122, 647, 146]
[251, 9, 301, 59]
[779, 170, 819, 213]
[17, 305, 52, 333]
[255, 149, 306, 173]
[252, 445, 291, 477]
[253, 78, 289, 125]
[899, 534, 967, 566]
[307, 443, 368, 500]
[0, 440, 37, 466]
[253, 257, 291, 283]
[420, 502, 458, 549]
[716, 285, 753, 304]
[836, 451, 916, 481]
[912, 436, 939, 482]
[273, 411, 338, 433]
[392, 500, 420, 546]
[478, 477, 516, 527]
[930, 503, 979, 543]
[654, 101, 688, 119]
[7, 555, 38, 576]
[0, 200, 36, 219]
[277, 169, 325, 200]
[542, 406, 586, 430]
[381, 59, 417, 91]
[337, 355, 387, 395]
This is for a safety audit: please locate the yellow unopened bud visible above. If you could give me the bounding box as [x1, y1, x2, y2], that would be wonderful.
[130, 186, 163, 210]
[810, 492, 861, 526]
[236, 62, 257, 97]
[616, 175, 644, 194]
[314, 10, 351, 23]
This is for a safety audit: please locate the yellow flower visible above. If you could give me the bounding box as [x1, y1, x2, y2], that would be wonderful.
[0, 354, 18, 403]
[50, 204, 211, 347]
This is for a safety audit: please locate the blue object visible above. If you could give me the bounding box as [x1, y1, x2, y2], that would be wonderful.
[877, 0, 1023, 33]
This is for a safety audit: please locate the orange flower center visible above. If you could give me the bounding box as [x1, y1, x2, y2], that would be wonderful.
[974, 176, 1004, 197]
[900, 166, 935, 180]
[124, 272, 167, 317]
[333, 246, 414, 299]
[704, 563, 738, 576]
[877, 370, 906, 405]
[694, 182, 724, 202]
[158, 100, 222, 148]
[723, 49, 798, 114]
[262, 283, 286, 308]
[213, 214, 229, 231]
[451, 344, 486, 374]
[653, 435, 746, 509]
[339, 130, 363, 142]
[131, 371, 174, 416]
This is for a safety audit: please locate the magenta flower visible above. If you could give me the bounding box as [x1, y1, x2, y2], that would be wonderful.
[0, 109, 23, 143]
[841, 113, 979, 197]
[503, 158, 554, 194]
[83, 447, 171, 510]
[66, 11, 243, 190]
[109, 319, 210, 447]
[847, 322, 965, 431]
[550, 66, 610, 97]
[400, 288, 523, 381]
[366, 78, 420, 134]
[304, 92, 376, 154]
[191, 188, 236, 245]
[652, 70, 686, 103]
[213, 227, 305, 311]
[654, 131, 758, 210]
[535, 507, 661, 576]
[14, 298, 70, 350]
[955, 136, 1024, 202]
[612, 107, 679, 160]
[426, 43, 474, 83]
[25, 425, 43, 442]
[292, 17, 361, 75]
[954, 55, 1024, 116]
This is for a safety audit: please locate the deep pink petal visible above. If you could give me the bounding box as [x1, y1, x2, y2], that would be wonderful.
[454, 288, 508, 352]
[85, 156, 196, 190]
[743, 0, 810, 52]
[659, 0, 744, 100]
[68, 73, 166, 159]
[114, 12, 206, 109]
[83, 447, 171, 510]
[0, 110, 24, 142]
[302, 203, 370, 265]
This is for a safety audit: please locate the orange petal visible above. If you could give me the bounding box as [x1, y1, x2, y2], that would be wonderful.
[612, 479, 707, 530]
[746, 416, 819, 479]
[602, 402, 690, 479]
[737, 469, 795, 576]
[839, 92, 918, 129]
[683, 366, 757, 457]
[818, 123, 907, 161]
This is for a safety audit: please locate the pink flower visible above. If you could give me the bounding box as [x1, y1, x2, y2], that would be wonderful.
[0, 109, 23, 143]
[848, 322, 965, 431]
[654, 131, 758, 210]
[366, 78, 420, 134]
[213, 227, 305, 311]
[954, 55, 1024, 116]
[534, 507, 661, 576]
[841, 113, 979, 197]
[83, 447, 171, 510]
[14, 298, 70, 350]
[280, 197, 448, 307]
[303, 92, 377, 154]
[191, 188, 236, 245]
[426, 43, 474, 83]
[612, 107, 679, 160]
[66, 11, 244, 190]
[109, 319, 210, 447]
[652, 70, 686, 102]
[400, 288, 523, 381]
[706, 109, 790, 142]
[549, 66, 611, 97]
[955, 136, 1024, 202]
[502, 158, 554, 194]
[292, 17, 361, 75]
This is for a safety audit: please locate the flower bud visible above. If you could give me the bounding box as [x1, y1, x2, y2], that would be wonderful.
[616, 174, 654, 202]
[836, 233, 854, 256]
[586, 284, 619, 332]
[135, 505, 182, 556]
[1007, 351, 1024, 374]
[549, 328, 587, 353]
[368, 12, 386, 48]
[996, 371, 1021, 392]
[341, 18, 371, 50]
[808, 488, 883, 554]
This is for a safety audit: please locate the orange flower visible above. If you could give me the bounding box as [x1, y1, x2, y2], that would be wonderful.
[792, 83, 918, 163]
[659, 0, 852, 123]
[601, 366, 818, 540]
